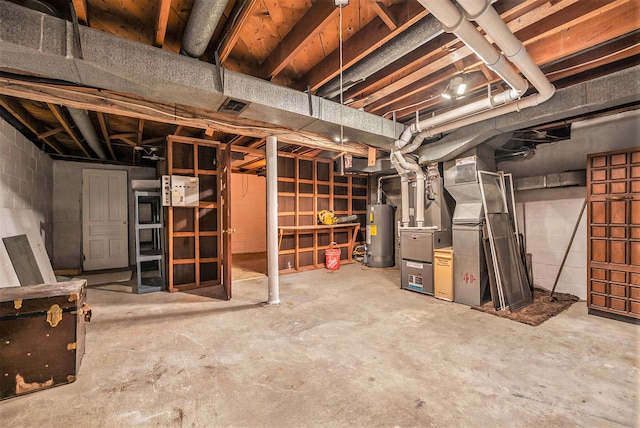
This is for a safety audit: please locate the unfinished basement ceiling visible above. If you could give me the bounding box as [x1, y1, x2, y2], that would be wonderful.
[0, 0, 638, 170]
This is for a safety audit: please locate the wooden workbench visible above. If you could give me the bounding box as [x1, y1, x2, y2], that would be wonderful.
[278, 223, 361, 272]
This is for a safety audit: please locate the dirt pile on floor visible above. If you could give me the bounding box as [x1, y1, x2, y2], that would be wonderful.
[472, 288, 580, 326]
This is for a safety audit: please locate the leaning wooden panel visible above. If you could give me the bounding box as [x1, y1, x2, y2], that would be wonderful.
[0, 280, 89, 400]
[167, 137, 222, 292]
[587, 147, 640, 321]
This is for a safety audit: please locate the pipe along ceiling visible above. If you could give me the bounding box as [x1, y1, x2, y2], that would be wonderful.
[391, 0, 555, 228]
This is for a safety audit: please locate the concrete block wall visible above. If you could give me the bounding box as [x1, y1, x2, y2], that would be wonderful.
[52, 160, 156, 270]
[230, 173, 266, 254]
[498, 111, 640, 301]
[0, 117, 53, 254]
[514, 188, 587, 300]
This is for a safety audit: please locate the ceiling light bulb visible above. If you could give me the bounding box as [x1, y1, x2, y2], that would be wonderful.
[457, 83, 467, 96]
[441, 92, 452, 100]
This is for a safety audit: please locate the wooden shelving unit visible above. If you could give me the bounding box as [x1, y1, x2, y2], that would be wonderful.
[277, 153, 368, 273]
[167, 138, 222, 292]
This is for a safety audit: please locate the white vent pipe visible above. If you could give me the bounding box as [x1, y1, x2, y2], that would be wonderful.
[396, 0, 555, 146]
[391, 0, 555, 226]
[376, 174, 399, 205]
[391, 151, 425, 227]
[400, 179, 410, 226]
[417, 0, 528, 101]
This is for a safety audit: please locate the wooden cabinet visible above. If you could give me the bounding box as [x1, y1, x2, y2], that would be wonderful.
[587, 148, 640, 321]
[277, 153, 368, 272]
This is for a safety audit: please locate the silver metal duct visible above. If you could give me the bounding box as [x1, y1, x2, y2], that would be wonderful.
[67, 107, 107, 159]
[0, 2, 402, 149]
[417, 65, 640, 163]
[181, 0, 230, 58]
[316, 15, 443, 99]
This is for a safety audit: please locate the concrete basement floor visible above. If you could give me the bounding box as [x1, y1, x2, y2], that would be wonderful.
[2, 264, 639, 427]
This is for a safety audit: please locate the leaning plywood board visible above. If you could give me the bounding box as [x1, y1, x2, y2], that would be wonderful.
[0, 209, 56, 288]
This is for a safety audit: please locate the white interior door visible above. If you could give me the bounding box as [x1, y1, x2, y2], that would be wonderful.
[82, 169, 129, 271]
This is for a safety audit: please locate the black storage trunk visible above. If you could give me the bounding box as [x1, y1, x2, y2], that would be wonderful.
[0, 280, 88, 400]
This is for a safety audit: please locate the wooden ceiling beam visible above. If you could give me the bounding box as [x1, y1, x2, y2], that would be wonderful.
[168, 135, 266, 156]
[303, 1, 428, 91]
[218, 0, 262, 63]
[351, 44, 471, 110]
[141, 137, 166, 145]
[344, 0, 572, 104]
[114, 135, 138, 147]
[229, 135, 255, 146]
[0, 96, 65, 155]
[369, 1, 397, 31]
[0, 81, 369, 156]
[248, 138, 266, 149]
[71, 0, 89, 26]
[155, 0, 172, 47]
[545, 43, 640, 83]
[137, 119, 145, 145]
[522, 0, 638, 66]
[377, 72, 493, 120]
[110, 132, 137, 139]
[389, 36, 640, 122]
[350, 0, 631, 112]
[236, 157, 266, 171]
[345, 0, 562, 105]
[260, 2, 339, 79]
[37, 127, 64, 139]
[47, 103, 91, 157]
[366, 68, 458, 116]
[96, 112, 117, 160]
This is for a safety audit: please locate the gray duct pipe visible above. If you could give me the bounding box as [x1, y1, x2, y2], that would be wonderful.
[317, 15, 444, 99]
[181, 0, 230, 58]
[67, 107, 107, 159]
[390, 0, 555, 228]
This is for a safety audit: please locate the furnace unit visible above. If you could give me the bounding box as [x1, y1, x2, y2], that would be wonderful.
[399, 175, 452, 295]
[443, 147, 494, 306]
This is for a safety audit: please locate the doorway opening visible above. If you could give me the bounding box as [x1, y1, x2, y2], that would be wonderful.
[231, 172, 267, 281]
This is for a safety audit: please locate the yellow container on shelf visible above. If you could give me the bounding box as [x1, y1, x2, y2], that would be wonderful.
[434, 248, 454, 301]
